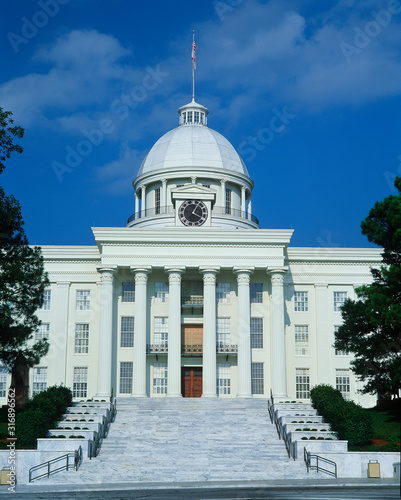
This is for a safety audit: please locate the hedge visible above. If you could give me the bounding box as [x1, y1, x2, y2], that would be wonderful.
[310, 384, 373, 446]
[15, 385, 72, 448]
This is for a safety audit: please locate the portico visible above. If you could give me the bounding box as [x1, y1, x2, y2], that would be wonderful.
[92, 225, 292, 399]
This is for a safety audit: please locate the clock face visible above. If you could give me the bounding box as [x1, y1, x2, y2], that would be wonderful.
[178, 200, 208, 226]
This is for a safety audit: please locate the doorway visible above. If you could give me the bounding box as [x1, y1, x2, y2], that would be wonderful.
[181, 367, 203, 397]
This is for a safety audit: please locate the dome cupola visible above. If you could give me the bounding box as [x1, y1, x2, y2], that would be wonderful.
[128, 98, 258, 230]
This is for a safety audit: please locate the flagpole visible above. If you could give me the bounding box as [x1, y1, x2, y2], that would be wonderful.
[192, 30, 195, 101]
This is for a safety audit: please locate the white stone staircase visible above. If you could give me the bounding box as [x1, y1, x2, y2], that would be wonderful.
[42, 397, 313, 484]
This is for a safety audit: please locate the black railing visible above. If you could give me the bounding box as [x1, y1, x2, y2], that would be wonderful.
[127, 205, 259, 226]
[29, 446, 82, 482]
[216, 344, 238, 353]
[147, 344, 168, 354]
[182, 295, 204, 306]
[181, 344, 203, 354]
[304, 448, 337, 477]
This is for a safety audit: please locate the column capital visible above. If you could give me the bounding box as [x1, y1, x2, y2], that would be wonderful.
[130, 266, 152, 284]
[161, 178, 167, 185]
[164, 266, 186, 275]
[233, 267, 254, 276]
[191, 176, 197, 184]
[199, 266, 220, 275]
[220, 178, 227, 185]
[56, 281, 71, 288]
[267, 267, 288, 277]
[97, 266, 117, 282]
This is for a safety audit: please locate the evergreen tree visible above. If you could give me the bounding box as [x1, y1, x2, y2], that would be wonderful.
[0, 108, 49, 369]
[334, 178, 401, 406]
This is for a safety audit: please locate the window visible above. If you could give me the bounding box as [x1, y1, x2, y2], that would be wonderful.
[217, 363, 231, 395]
[336, 369, 350, 399]
[76, 290, 90, 311]
[216, 282, 230, 303]
[32, 367, 47, 396]
[73, 367, 88, 398]
[187, 111, 192, 123]
[295, 325, 309, 355]
[42, 290, 51, 310]
[225, 188, 232, 214]
[251, 362, 264, 395]
[250, 283, 263, 303]
[153, 363, 167, 394]
[294, 291, 308, 312]
[296, 368, 310, 399]
[122, 282, 135, 302]
[182, 112, 186, 123]
[120, 362, 133, 394]
[35, 323, 50, 342]
[155, 282, 169, 303]
[155, 187, 161, 214]
[74, 324, 89, 354]
[121, 317, 134, 348]
[334, 326, 349, 355]
[334, 292, 347, 312]
[154, 317, 168, 346]
[251, 318, 263, 349]
[0, 365, 7, 398]
[194, 111, 200, 123]
[217, 318, 230, 347]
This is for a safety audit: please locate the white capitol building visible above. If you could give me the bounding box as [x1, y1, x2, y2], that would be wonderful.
[6, 97, 380, 407]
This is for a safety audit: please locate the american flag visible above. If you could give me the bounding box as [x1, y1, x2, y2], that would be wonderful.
[192, 38, 196, 70]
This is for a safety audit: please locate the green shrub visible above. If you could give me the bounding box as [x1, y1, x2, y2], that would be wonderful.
[310, 384, 373, 446]
[16, 385, 72, 449]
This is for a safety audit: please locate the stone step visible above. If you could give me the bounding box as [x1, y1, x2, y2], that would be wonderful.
[40, 397, 311, 484]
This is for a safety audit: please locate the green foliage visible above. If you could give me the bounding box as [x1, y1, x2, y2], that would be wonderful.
[334, 177, 401, 401]
[15, 385, 72, 448]
[0, 108, 24, 175]
[310, 384, 373, 446]
[0, 108, 49, 369]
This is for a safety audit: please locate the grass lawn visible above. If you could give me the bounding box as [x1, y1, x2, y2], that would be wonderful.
[348, 404, 401, 452]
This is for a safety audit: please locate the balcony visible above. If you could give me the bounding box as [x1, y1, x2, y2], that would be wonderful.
[181, 295, 203, 307]
[216, 344, 238, 354]
[146, 344, 168, 354]
[181, 344, 203, 355]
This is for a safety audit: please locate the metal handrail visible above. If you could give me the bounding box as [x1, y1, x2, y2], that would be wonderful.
[304, 448, 337, 477]
[29, 446, 82, 482]
[216, 344, 238, 353]
[147, 344, 168, 353]
[181, 344, 203, 354]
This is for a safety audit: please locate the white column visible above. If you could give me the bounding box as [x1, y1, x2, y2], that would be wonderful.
[248, 193, 252, 220]
[165, 266, 185, 397]
[96, 267, 117, 397]
[131, 267, 151, 397]
[234, 267, 254, 398]
[220, 178, 226, 208]
[54, 282, 70, 386]
[162, 178, 167, 211]
[241, 186, 246, 216]
[135, 192, 139, 220]
[315, 284, 330, 385]
[268, 269, 288, 398]
[141, 184, 147, 215]
[200, 267, 220, 397]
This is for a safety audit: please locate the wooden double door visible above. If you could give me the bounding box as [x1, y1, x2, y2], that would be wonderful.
[181, 367, 202, 398]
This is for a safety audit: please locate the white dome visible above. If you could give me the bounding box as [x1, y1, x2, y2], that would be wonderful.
[138, 124, 249, 177]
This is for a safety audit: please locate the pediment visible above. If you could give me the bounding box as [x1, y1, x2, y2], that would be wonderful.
[171, 183, 216, 203]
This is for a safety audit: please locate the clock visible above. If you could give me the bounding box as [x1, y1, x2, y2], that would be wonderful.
[178, 200, 208, 226]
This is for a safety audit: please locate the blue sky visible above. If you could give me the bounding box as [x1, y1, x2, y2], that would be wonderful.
[1, 0, 400, 248]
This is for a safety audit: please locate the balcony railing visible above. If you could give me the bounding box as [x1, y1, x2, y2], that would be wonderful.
[127, 205, 259, 226]
[216, 344, 238, 354]
[146, 344, 168, 354]
[146, 344, 239, 355]
[181, 295, 204, 306]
